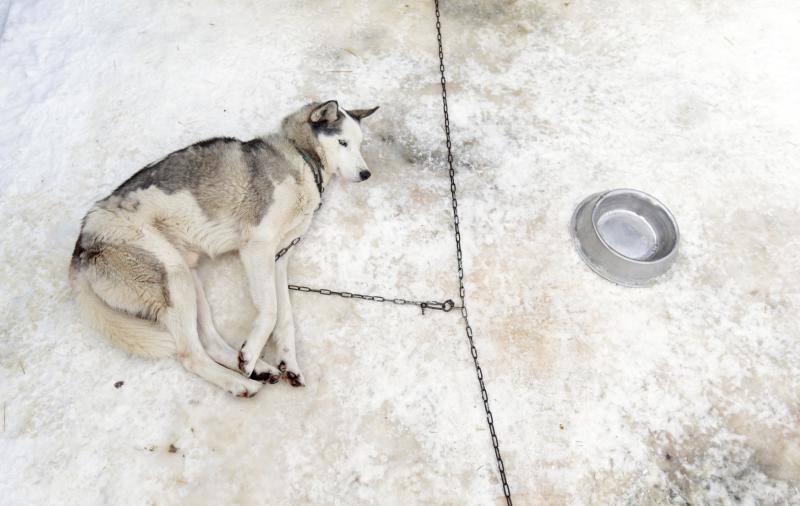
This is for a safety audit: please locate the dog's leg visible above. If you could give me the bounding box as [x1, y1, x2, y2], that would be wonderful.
[191, 271, 281, 383]
[161, 262, 263, 397]
[237, 240, 279, 377]
[272, 248, 304, 387]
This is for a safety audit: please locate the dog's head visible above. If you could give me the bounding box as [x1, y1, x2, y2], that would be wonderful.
[285, 100, 379, 183]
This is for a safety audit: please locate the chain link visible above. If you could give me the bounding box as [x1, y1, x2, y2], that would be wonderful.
[287, 283, 455, 314]
[274, 237, 302, 262]
[434, 1, 513, 503]
[276, 238, 454, 314]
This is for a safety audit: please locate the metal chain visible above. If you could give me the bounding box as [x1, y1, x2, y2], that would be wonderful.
[434, 1, 513, 503]
[276, 238, 455, 314]
[274, 237, 302, 262]
[287, 283, 455, 313]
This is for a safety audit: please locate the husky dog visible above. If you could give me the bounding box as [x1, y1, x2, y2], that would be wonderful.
[70, 101, 379, 397]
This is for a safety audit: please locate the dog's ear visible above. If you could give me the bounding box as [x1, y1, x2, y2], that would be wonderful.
[346, 106, 379, 121]
[310, 100, 339, 123]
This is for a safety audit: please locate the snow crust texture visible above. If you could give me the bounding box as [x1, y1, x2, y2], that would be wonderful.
[1, 1, 799, 504]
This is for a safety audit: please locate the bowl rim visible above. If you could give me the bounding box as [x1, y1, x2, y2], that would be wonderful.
[589, 188, 680, 265]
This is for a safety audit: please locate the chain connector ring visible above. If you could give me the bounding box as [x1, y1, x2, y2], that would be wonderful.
[420, 299, 455, 312]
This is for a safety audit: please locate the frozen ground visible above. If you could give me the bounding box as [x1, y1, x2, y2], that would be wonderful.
[1, 0, 799, 504]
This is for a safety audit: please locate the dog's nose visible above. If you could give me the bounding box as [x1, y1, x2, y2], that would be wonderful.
[359, 170, 371, 181]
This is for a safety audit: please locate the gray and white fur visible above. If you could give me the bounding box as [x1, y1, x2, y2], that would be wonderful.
[69, 100, 379, 397]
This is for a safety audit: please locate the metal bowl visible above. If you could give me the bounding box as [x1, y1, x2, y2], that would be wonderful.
[570, 189, 679, 287]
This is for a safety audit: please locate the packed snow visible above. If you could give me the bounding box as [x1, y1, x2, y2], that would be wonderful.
[1, 0, 799, 504]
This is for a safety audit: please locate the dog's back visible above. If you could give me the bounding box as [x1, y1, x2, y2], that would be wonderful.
[69, 135, 290, 358]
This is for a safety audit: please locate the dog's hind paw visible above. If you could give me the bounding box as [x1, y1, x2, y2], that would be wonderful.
[228, 378, 262, 398]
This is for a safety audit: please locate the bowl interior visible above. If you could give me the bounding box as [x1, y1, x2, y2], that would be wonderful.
[592, 191, 677, 262]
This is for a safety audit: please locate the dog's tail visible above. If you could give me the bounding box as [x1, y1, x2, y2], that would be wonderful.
[70, 267, 176, 358]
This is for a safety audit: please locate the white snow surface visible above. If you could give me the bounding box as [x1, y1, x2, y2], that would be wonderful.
[1, 0, 799, 504]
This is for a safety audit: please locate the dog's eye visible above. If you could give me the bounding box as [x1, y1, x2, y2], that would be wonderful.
[338, 139, 348, 147]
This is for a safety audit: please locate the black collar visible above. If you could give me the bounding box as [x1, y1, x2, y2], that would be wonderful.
[294, 146, 324, 200]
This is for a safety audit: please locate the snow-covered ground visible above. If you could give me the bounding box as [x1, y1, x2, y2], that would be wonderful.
[1, 0, 799, 504]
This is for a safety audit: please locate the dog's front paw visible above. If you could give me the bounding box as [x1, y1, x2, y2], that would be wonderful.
[237, 341, 259, 377]
[251, 360, 281, 384]
[279, 360, 305, 387]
